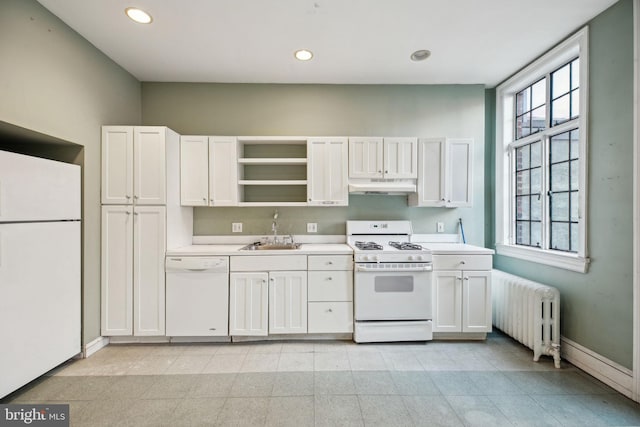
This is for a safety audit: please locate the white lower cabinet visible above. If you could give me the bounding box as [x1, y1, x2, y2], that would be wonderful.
[229, 255, 308, 336]
[229, 272, 269, 336]
[307, 255, 353, 333]
[269, 272, 308, 334]
[101, 205, 166, 336]
[432, 255, 492, 334]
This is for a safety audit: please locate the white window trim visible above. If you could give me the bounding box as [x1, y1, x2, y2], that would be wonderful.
[495, 26, 590, 273]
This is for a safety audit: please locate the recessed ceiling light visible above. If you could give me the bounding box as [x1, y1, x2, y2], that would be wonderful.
[294, 49, 314, 61]
[125, 7, 153, 24]
[410, 49, 431, 62]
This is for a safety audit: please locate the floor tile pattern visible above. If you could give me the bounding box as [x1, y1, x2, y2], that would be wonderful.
[3, 332, 640, 426]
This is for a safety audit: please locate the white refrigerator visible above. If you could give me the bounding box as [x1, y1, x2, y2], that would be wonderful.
[0, 150, 81, 398]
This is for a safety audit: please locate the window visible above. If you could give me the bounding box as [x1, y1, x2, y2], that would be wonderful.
[495, 27, 589, 273]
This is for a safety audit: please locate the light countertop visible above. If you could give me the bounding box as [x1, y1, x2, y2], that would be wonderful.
[166, 243, 353, 257]
[418, 243, 495, 255]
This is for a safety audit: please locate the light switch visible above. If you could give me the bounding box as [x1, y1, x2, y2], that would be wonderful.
[232, 223, 243, 233]
[307, 223, 318, 233]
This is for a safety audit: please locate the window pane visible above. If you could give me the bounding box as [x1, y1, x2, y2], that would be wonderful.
[516, 221, 530, 245]
[551, 222, 570, 251]
[531, 79, 546, 108]
[531, 194, 542, 221]
[531, 106, 546, 133]
[571, 90, 580, 119]
[516, 89, 529, 115]
[516, 145, 530, 170]
[552, 94, 570, 125]
[531, 222, 542, 247]
[570, 223, 579, 252]
[570, 191, 579, 222]
[550, 163, 569, 192]
[551, 192, 569, 221]
[516, 116, 525, 139]
[521, 113, 531, 137]
[571, 58, 580, 89]
[516, 170, 530, 195]
[531, 167, 542, 194]
[570, 159, 579, 189]
[530, 141, 542, 167]
[516, 196, 530, 220]
[551, 134, 569, 162]
[552, 63, 570, 99]
[570, 129, 579, 159]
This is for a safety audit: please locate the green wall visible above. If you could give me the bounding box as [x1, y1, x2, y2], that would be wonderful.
[492, 0, 634, 368]
[0, 0, 142, 345]
[142, 84, 487, 244]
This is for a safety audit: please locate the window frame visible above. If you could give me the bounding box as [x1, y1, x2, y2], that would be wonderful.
[495, 27, 590, 273]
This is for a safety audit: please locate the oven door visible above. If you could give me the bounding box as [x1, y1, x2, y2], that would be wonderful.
[354, 266, 432, 321]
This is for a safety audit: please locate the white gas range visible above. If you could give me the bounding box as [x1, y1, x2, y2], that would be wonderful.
[347, 220, 433, 343]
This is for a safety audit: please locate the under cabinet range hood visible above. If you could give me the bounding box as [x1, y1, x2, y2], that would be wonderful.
[348, 179, 417, 195]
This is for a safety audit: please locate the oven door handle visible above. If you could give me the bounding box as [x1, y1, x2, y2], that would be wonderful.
[355, 264, 433, 272]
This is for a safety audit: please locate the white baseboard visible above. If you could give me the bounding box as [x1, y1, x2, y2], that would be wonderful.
[561, 336, 634, 400]
[84, 336, 110, 358]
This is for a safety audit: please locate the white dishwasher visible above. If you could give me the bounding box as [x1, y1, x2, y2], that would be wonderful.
[166, 256, 229, 336]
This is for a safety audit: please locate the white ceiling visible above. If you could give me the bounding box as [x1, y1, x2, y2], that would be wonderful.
[37, 0, 618, 87]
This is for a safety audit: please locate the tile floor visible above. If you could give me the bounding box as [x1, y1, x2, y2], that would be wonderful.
[3, 332, 640, 426]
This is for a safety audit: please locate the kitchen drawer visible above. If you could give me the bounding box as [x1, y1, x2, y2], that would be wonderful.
[432, 254, 492, 271]
[308, 302, 353, 333]
[308, 255, 353, 271]
[230, 255, 307, 271]
[308, 271, 353, 302]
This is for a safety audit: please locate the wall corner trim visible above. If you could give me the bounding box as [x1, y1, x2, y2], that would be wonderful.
[561, 336, 634, 399]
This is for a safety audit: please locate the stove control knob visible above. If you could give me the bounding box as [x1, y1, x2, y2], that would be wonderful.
[361, 255, 368, 261]
[371, 255, 378, 261]
[408, 256, 414, 261]
[415, 255, 423, 261]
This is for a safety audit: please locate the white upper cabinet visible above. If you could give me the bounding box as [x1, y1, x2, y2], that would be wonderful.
[446, 139, 473, 207]
[409, 138, 473, 208]
[180, 136, 209, 206]
[349, 137, 417, 179]
[307, 137, 348, 206]
[102, 126, 168, 205]
[209, 136, 239, 206]
[180, 136, 239, 207]
[102, 126, 134, 205]
[382, 137, 418, 179]
[348, 137, 383, 178]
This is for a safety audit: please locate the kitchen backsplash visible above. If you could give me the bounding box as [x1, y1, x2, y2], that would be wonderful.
[193, 194, 481, 245]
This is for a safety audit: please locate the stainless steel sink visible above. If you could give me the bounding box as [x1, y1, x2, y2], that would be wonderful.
[240, 242, 302, 251]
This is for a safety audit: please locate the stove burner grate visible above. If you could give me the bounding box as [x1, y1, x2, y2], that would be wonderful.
[354, 241, 383, 250]
[388, 241, 423, 250]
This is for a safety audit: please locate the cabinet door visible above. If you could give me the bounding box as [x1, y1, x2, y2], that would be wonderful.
[462, 270, 492, 333]
[348, 137, 383, 178]
[307, 137, 348, 206]
[133, 206, 166, 336]
[383, 138, 417, 179]
[180, 135, 209, 206]
[432, 270, 462, 332]
[101, 205, 134, 336]
[411, 138, 446, 207]
[230, 272, 269, 336]
[102, 126, 133, 205]
[210, 136, 239, 206]
[269, 271, 308, 334]
[134, 127, 166, 205]
[446, 138, 473, 207]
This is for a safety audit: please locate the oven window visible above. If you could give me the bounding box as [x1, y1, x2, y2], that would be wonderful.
[374, 276, 414, 292]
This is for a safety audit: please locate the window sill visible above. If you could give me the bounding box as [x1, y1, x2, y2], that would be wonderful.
[495, 244, 590, 273]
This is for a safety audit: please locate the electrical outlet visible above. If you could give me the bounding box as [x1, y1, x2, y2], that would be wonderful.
[232, 222, 243, 233]
[307, 223, 318, 233]
[437, 222, 444, 233]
